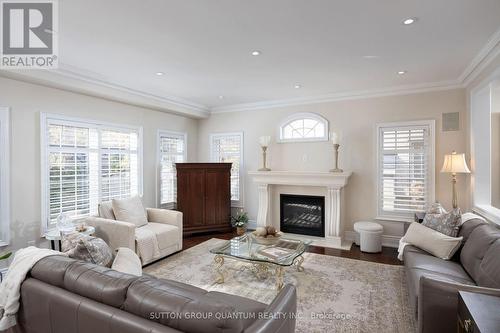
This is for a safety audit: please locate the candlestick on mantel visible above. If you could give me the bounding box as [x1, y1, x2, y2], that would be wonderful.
[330, 132, 343, 173]
[258, 136, 271, 171]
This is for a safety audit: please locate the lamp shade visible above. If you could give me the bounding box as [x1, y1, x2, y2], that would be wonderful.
[259, 136, 271, 147]
[441, 152, 470, 174]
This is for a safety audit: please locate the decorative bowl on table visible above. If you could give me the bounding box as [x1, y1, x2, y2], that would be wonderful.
[251, 226, 283, 245]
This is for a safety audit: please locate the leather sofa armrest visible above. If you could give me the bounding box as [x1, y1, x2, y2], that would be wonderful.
[146, 208, 183, 229]
[418, 276, 500, 333]
[244, 284, 297, 333]
[85, 217, 136, 252]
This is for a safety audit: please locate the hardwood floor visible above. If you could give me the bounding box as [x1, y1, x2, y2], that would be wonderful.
[183, 231, 401, 266]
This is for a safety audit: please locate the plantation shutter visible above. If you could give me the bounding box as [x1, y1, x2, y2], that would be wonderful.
[47, 123, 94, 228]
[211, 133, 243, 203]
[378, 124, 432, 219]
[159, 132, 185, 207]
[100, 129, 139, 202]
[44, 117, 141, 229]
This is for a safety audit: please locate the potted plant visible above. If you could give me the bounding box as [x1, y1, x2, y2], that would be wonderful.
[231, 211, 249, 236]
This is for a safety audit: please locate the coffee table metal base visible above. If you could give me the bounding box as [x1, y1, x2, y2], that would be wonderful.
[212, 254, 305, 290]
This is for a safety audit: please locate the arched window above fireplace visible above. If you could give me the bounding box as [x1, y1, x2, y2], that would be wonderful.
[278, 113, 329, 143]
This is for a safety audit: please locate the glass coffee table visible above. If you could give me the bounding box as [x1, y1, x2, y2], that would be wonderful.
[209, 233, 310, 290]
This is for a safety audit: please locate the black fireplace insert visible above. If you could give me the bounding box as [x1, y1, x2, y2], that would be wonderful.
[280, 194, 325, 237]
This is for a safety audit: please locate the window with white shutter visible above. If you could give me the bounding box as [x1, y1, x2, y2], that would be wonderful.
[41, 114, 142, 231]
[377, 121, 435, 221]
[0, 107, 10, 246]
[210, 132, 243, 206]
[157, 131, 186, 208]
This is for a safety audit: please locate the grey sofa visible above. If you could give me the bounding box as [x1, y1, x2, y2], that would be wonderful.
[403, 217, 500, 333]
[12, 256, 297, 333]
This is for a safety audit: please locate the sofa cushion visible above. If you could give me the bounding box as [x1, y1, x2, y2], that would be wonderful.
[112, 196, 148, 227]
[401, 222, 463, 260]
[124, 277, 266, 333]
[405, 266, 475, 317]
[112, 247, 143, 276]
[404, 249, 473, 282]
[475, 239, 500, 288]
[140, 223, 180, 250]
[63, 260, 138, 308]
[98, 201, 116, 220]
[460, 224, 500, 286]
[62, 233, 114, 267]
[422, 208, 461, 237]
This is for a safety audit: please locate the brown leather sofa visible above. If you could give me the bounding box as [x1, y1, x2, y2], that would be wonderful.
[403, 217, 500, 333]
[11, 256, 297, 333]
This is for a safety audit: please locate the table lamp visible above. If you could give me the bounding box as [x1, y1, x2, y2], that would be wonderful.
[441, 151, 470, 209]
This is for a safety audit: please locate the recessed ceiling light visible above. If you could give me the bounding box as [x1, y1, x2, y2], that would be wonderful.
[294, 84, 302, 89]
[398, 70, 407, 75]
[218, 95, 224, 99]
[402, 17, 417, 25]
[363, 55, 379, 59]
[251, 50, 261, 56]
[155, 72, 165, 76]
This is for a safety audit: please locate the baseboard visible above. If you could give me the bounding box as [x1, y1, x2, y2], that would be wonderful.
[344, 231, 400, 248]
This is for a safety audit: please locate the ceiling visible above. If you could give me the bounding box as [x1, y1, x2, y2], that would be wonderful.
[2, 0, 500, 117]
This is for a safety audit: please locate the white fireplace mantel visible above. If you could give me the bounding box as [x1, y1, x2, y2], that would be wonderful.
[248, 170, 352, 249]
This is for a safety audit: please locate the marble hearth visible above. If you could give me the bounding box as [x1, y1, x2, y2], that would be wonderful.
[248, 171, 352, 249]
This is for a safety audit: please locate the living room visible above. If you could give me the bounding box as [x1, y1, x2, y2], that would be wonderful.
[0, 1, 499, 333]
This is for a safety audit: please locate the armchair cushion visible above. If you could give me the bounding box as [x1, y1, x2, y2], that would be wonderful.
[112, 196, 148, 227]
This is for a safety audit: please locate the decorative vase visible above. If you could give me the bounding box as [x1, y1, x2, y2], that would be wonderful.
[56, 213, 75, 235]
[236, 226, 246, 236]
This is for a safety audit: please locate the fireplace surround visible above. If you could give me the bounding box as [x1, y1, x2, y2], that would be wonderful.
[280, 194, 325, 237]
[248, 170, 351, 249]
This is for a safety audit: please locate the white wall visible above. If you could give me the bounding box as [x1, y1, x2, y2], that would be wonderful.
[0, 77, 198, 256]
[197, 89, 469, 238]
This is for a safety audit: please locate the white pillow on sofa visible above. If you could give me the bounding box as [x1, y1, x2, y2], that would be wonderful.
[112, 196, 148, 227]
[401, 222, 463, 260]
[111, 247, 142, 276]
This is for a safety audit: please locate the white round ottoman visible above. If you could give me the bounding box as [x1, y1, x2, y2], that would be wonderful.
[353, 222, 383, 253]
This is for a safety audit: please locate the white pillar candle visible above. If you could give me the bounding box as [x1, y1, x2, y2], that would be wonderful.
[259, 135, 271, 147]
[331, 132, 339, 144]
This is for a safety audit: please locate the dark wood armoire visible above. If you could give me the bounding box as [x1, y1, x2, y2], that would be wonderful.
[176, 163, 232, 235]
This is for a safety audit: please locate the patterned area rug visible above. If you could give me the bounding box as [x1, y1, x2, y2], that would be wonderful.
[144, 238, 415, 333]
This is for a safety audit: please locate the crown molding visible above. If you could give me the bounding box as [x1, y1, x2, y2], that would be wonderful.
[0, 66, 210, 119]
[2, 27, 499, 117]
[460, 27, 500, 87]
[210, 80, 463, 114]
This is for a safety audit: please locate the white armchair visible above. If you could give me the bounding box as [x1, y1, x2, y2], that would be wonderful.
[86, 202, 183, 265]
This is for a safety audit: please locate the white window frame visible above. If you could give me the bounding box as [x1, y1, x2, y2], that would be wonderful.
[209, 132, 244, 207]
[277, 112, 329, 143]
[470, 68, 500, 225]
[376, 120, 435, 222]
[40, 113, 143, 233]
[0, 107, 10, 246]
[156, 129, 187, 209]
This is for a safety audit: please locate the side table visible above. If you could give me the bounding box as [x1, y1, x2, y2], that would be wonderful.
[44, 226, 95, 251]
[458, 291, 500, 333]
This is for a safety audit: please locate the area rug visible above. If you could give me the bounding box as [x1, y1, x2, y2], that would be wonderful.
[144, 239, 415, 333]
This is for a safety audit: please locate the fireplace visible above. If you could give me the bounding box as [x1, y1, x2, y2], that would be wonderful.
[280, 194, 325, 237]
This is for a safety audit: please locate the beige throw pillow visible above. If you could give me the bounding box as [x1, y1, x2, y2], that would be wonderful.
[402, 222, 463, 260]
[112, 196, 148, 227]
[111, 247, 142, 276]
